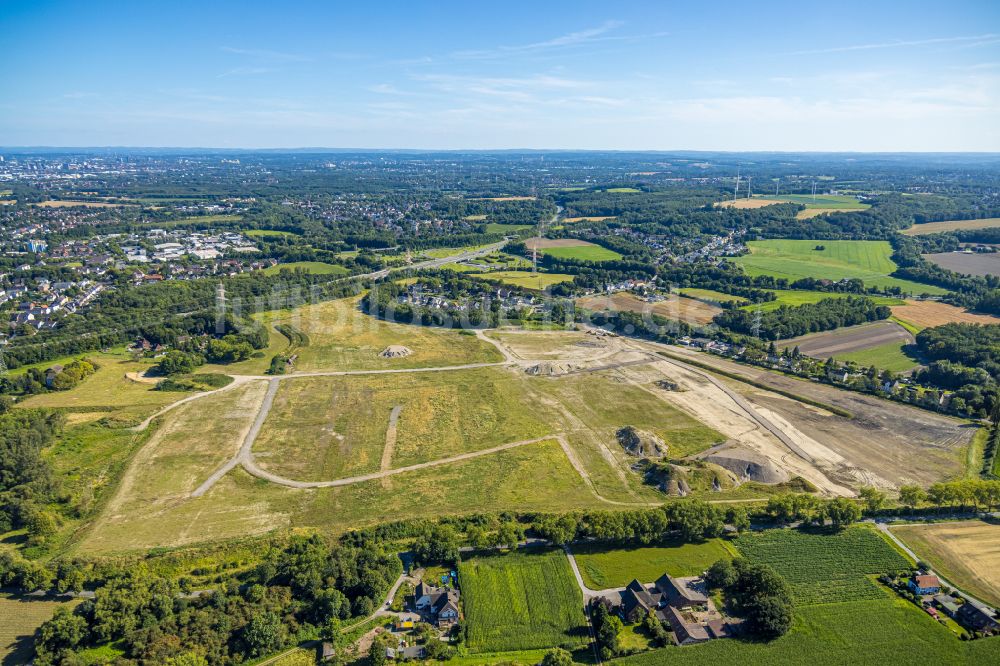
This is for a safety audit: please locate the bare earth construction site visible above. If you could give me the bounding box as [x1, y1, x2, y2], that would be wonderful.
[75, 296, 975, 554]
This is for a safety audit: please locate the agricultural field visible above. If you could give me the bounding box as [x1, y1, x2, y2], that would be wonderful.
[836, 341, 921, 373]
[614, 597, 1000, 665]
[734, 526, 911, 605]
[903, 217, 1000, 235]
[0, 594, 81, 664]
[470, 270, 575, 289]
[718, 194, 869, 219]
[262, 261, 350, 275]
[678, 287, 748, 305]
[891, 521, 1000, 607]
[459, 549, 588, 652]
[749, 289, 905, 312]
[576, 291, 722, 326]
[923, 251, 1000, 277]
[421, 244, 497, 259]
[777, 321, 914, 360]
[524, 237, 623, 261]
[890, 300, 1000, 329]
[733, 239, 948, 295]
[572, 539, 735, 589]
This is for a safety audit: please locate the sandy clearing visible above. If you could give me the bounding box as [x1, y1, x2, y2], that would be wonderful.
[891, 300, 1000, 328]
[33, 200, 128, 208]
[615, 358, 850, 496]
[563, 216, 615, 223]
[779, 321, 913, 358]
[646, 342, 973, 487]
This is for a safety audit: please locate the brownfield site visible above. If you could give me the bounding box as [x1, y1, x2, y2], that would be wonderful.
[646, 343, 975, 489]
[576, 291, 722, 326]
[903, 217, 1000, 235]
[891, 300, 1000, 328]
[778, 321, 914, 358]
[922, 251, 1000, 277]
[891, 521, 1000, 607]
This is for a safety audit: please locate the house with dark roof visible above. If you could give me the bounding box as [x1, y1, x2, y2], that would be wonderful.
[412, 581, 461, 628]
[621, 579, 665, 623]
[655, 574, 709, 608]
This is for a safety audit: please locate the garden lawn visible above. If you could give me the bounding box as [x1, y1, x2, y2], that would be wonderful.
[733, 240, 948, 295]
[459, 549, 588, 652]
[573, 539, 735, 589]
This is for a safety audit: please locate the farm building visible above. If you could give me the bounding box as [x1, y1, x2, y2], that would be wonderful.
[956, 603, 1000, 633]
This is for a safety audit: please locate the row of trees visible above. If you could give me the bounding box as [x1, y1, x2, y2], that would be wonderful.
[714, 297, 892, 340]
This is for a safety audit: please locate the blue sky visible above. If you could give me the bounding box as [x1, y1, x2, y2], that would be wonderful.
[1, 0, 998, 150]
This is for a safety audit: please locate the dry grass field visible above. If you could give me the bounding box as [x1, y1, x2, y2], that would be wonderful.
[562, 216, 615, 223]
[891, 521, 1000, 606]
[253, 368, 552, 481]
[259, 296, 502, 372]
[577, 291, 721, 326]
[903, 217, 1000, 235]
[891, 300, 1000, 329]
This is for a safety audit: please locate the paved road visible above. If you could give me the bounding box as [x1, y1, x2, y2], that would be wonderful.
[563, 546, 626, 601]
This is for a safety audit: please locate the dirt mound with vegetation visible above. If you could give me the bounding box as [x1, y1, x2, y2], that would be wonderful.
[701, 445, 790, 484]
[616, 426, 666, 458]
[379, 345, 413, 358]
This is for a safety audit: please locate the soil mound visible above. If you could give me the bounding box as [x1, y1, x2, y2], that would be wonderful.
[380, 345, 412, 358]
[701, 445, 789, 484]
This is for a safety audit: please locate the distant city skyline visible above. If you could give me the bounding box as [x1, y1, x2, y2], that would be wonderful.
[2, 0, 999, 151]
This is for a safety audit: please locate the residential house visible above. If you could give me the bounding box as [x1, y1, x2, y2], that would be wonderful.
[386, 645, 426, 660]
[909, 574, 941, 596]
[655, 574, 709, 608]
[412, 581, 460, 628]
[621, 579, 665, 623]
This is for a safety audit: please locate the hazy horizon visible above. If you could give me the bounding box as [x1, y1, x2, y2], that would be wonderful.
[3, 0, 999, 151]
